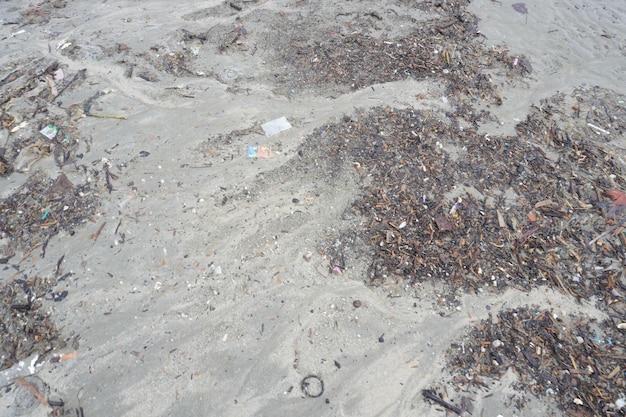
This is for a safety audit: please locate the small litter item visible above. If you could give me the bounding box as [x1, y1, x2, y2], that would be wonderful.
[40, 125, 58, 139]
[219, 66, 244, 83]
[587, 122, 610, 135]
[56, 39, 72, 50]
[246, 145, 272, 159]
[257, 146, 270, 158]
[261, 116, 292, 137]
[10, 121, 28, 133]
[512, 3, 528, 14]
[54, 68, 64, 81]
[449, 197, 462, 215]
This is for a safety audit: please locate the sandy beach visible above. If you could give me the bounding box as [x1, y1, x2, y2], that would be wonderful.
[1, 1, 625, 416]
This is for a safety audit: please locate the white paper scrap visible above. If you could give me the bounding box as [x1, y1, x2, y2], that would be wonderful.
[40, 124, 58, 139]
[261, 116, 292, 137]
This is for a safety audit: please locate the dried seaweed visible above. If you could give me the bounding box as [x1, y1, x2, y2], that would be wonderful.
[0, 171, 99, 254]
[292, 86, 626, 312]
[0, 275, 67, 371]
[447, 307, 626, 416]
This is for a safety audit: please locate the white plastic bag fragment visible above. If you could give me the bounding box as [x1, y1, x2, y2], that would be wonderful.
[261, 116, 292, 137]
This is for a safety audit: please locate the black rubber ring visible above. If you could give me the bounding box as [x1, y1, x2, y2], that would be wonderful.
[301, 375, 324, 398]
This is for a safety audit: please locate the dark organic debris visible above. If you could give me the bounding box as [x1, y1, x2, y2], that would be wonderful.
[0, 171, 99, 254]
[0, 2, 623, 417]
[447, 307, 626, 417]
[276, 4, 530, 100]
[19, 0, 67, 26]
[291, 86, 626, 312]
[0, 276, 66, 372]
[422, 389, 466, 416]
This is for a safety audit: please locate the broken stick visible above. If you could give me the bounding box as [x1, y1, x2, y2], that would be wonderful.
[422, 389, 468, 416]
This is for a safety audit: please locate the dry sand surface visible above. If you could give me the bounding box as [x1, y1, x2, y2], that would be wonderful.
[0, 1, 625, 417]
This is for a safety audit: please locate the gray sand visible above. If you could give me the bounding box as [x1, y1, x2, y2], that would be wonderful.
[1, 1, 624, 416]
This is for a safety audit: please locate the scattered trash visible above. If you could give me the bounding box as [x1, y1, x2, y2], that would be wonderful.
[512, 3, 528, 14]
[40, 124, 59, 139]
[10, 29, 27, 37]
[56, 39, 72, 50]
[54, 68, 64, 81]
[449, 197, 462, 216]
[0, 4, 623, 417]
[246, 145, 272, 159]
[56, 351, 77, 362]
[587, 122, 610, 135]
[261, 116, 292, 137]
[301, 375, 324, 398]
